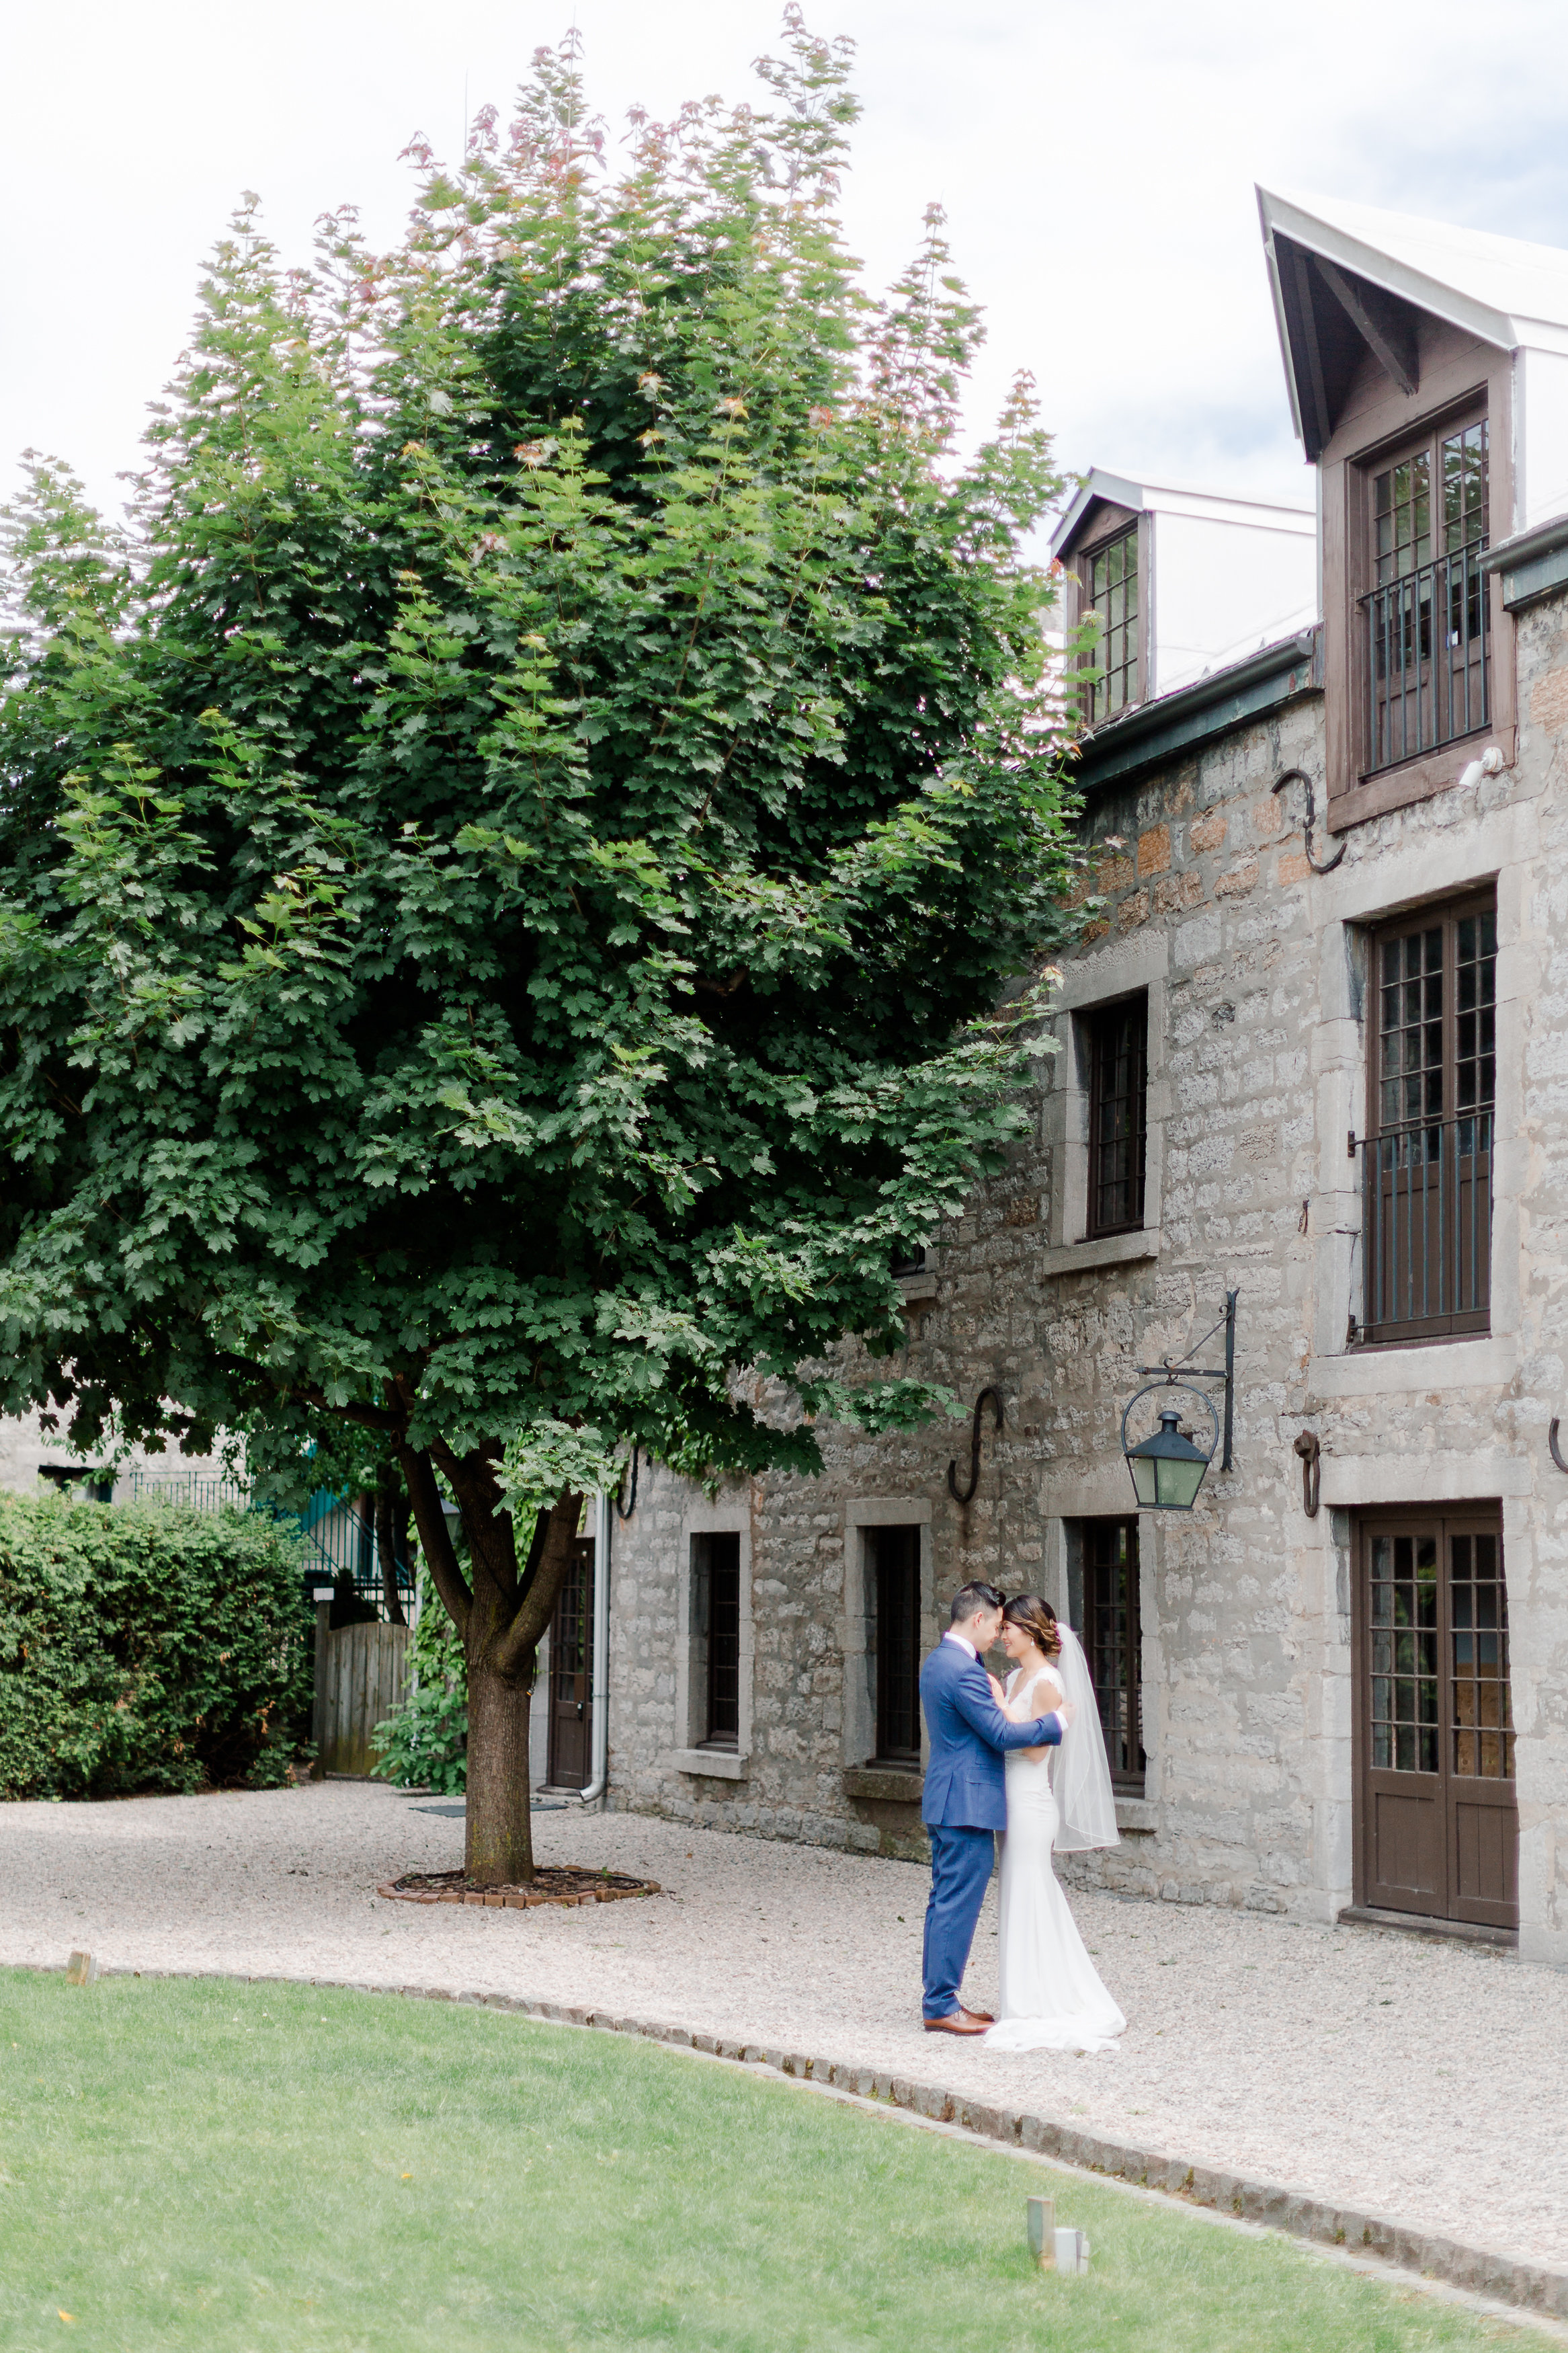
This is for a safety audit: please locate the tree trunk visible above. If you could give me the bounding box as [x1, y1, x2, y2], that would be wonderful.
[464, 1643, 535, 1882]
[375, 1480, 406, 1626]
[396, 1435, 586, 1888]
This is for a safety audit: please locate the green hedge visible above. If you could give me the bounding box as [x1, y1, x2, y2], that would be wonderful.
[0, 1494, 311, 1799]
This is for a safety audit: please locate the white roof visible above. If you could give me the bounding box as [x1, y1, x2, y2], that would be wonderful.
[1051, 466, 1312, 561]
[1258, 186, 1568, 355]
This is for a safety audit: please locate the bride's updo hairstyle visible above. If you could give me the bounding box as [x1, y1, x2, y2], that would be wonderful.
[1001, 1593, 1062, 1660]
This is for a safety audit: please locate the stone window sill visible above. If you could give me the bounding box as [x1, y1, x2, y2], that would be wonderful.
[843, 1765, 924, 1803]
[1115, 1796, 1157, 1834]
[1041, 1228, 1159, 1279]
[1309, 1333, 1516, 1398]
[897, 1272, 938, 1304]
[674, 1747, 748, 1782]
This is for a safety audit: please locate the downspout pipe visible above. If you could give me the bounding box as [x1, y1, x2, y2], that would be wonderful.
[574, 1487, 611, 1806]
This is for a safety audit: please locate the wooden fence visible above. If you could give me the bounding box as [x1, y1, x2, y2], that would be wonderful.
[315, 1620, 411, 1777]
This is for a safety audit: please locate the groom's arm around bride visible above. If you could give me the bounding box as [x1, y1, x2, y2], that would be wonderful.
[918, 1581, 1073, 2035]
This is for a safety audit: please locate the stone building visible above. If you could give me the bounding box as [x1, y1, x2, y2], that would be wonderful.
[553, 192, 1567, 1964]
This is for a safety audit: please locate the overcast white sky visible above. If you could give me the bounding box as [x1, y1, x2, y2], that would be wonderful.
[5, 0, 1568, 532]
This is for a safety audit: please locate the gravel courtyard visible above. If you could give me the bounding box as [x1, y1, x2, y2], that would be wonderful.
[4, 1781, 1563, 2276]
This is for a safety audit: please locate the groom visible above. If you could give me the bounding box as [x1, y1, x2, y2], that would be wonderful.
[919, 1581, 1073, 2035]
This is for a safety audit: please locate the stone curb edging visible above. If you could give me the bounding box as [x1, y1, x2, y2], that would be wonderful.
[58, 1962, 1568, 2327]
[376, 1879, 660, 1912]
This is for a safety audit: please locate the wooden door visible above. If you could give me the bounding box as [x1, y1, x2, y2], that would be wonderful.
[316, 1622, 410, 1776]
[546, 1537, 595, 1790]
[1354, 1509, 1516, 1928]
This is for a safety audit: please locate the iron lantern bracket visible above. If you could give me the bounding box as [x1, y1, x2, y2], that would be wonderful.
[614, 1444, 640, 1523]
[948, 1386, 1003, 1505]
[1131, 1287, 1237, 1473]
[1272, 767, 1346, 875]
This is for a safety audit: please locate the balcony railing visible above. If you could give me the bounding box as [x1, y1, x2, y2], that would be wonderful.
[1354, 1113, 1493, 1345]
[1362, 539, 1489, 774]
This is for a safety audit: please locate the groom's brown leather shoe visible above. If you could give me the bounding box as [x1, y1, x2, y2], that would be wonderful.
[923, 2008, 990, 2035]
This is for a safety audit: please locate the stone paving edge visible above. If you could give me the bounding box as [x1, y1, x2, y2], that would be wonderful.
[42, 1959, 1567, 2325]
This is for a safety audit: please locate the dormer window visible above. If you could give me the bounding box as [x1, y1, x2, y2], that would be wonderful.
[1364, 410, 1490, 773]
[1258, 186, 1521, 828]
[1083, 524, 1141, 725]
[1050, 471, 1314, 729]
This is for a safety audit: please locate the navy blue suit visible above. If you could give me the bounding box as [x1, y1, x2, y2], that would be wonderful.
[919, 1636, 1063, 2019]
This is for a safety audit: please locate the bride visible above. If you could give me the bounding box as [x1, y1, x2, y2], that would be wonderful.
[982, 1593, 1125, 2054]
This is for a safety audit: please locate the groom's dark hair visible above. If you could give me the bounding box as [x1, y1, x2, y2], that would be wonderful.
[949, 1581, 1005, 1626]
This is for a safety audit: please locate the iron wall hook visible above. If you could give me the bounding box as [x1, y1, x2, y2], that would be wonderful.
[949, 1386, 1003, 1505]
[1272, 767, 1346, 875]
[614, 1445, 640, 1522]
[1292, 1429, 1322, 1516]
[1551, 1419, 1568, 1476]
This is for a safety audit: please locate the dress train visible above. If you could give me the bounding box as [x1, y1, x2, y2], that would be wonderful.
[983, 1665, 1125, 2055]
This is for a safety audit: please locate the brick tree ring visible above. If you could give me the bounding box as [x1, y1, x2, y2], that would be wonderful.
[378, 1866, 661, 1911]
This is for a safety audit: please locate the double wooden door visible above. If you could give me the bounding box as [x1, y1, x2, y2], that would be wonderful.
[1354, 1509, 1516, 1929]
[546, 1537, 595, 1791]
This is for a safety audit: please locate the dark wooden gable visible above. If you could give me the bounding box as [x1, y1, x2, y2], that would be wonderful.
[1059, 495, 1140, 567]
[1276, 235, 1425, 460]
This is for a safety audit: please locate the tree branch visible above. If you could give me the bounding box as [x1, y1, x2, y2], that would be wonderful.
[491, 1488, 582, 1679]
[398, 1442, 472, 1637]
[430, 1435, 515, 1605]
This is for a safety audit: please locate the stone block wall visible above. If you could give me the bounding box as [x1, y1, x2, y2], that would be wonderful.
[604, 592, 1568, 1959]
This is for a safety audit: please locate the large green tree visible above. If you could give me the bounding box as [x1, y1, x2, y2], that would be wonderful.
[0, 15, 1077, 1881]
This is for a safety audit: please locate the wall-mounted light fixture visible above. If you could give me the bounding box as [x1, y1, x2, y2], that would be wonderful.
[1120, 1290, 1237, 1513]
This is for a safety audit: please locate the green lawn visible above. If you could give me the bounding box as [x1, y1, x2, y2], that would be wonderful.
[0, 1968, 1542, 2352]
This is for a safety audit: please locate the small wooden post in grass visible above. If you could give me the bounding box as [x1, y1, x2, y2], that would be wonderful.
[65, 1951, 97, 1986]
[1026, 2196, 1056, 2270]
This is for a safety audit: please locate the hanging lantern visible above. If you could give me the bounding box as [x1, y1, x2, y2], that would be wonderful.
[1118, 1292, 1236, 1512]
[1124, 1406, 1212, 1511]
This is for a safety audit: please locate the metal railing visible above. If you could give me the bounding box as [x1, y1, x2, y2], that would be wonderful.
[1355, 1112, 1493, 1345]
[126, 1471, 413, 1620]
[128, 1472, 250, 1512]
[1362, 540, 1489, 774]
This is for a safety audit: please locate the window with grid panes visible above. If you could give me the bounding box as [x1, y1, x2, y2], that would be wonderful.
[1083, 526, 1139, 725]
[1360, 895, 1495, 1343]
[692, 1531, 741, 1748]
[1365, 1527, 1514, 1784]
[1085, 995, 1147, 1238]
[1364, 412, 1489, 774]
[868, 1525, 921, 1764]
[1450, 1527, 1512, 1782]
[1369, 1529, 1439, 1775]
[1083, 1519, 1143, 1789]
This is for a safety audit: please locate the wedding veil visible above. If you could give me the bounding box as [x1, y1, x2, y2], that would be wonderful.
[1050, 1623, 1120, 1852]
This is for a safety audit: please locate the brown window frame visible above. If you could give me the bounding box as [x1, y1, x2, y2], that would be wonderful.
[1081, 1517, 1145, 1793]
[546, 1535, 596, 1792]
[1319, 344, 1516, 834]
[1061, 502, 1151, 733]
[1357, 890, 1496, 1347]
[868, 1524, 922, 1766]
[1080, 522, 1141, 727]
[1358, 401, 1491, 782]
[1083, 993, 1148, 1240]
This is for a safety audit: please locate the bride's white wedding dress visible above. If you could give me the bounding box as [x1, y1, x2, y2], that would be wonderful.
[984, 1652, 1126, 2055]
